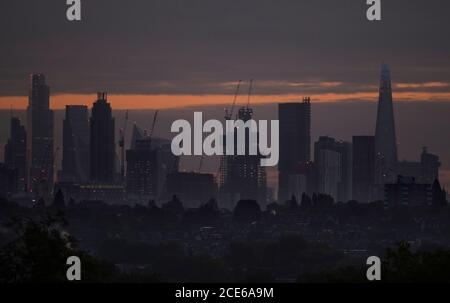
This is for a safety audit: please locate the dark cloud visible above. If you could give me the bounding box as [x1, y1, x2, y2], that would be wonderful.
[1, 0, 449, 96]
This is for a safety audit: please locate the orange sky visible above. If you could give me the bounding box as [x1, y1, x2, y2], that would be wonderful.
[1, 91, 450, 110]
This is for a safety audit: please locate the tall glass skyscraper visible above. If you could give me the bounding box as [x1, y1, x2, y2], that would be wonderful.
[374, 64, 398, 198]
[27, 74, 54, 197]
[90, 92, 116, 183]
[278, 97, 311, 202]
[60, 105, 90, 183]
[4, 117, 27, 191]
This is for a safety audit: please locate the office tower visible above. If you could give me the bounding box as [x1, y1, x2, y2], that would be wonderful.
[219, 106, 267, 209]
[126, 138, 158, 199]
[385, 176, 432, 207]
[278, 97, 311, 202]
[0, 163, 17, 197]
[394, 147, 441, 184]
[420, 147, 441, 184]
[285, 161, 316, 201]
[394, 161, 422, 181]
[352, 136, 375, 202]
[59, 105, 90, 183]
[90, 92, 116, 183]
[338, 141, 352, 202]
[164, 172, 217, 208]
[126, 124, 179, 201]
[314, 136, 352, 202]
[374, 64, 398, 197]
[27, 74, 54, 197]
[4, 117, 27, 191]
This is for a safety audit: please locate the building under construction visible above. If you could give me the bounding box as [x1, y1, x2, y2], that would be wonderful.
[126, 121, 179, 203]
[219, 105, 267, 210]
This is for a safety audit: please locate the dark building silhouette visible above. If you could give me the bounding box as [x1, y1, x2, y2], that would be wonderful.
[419, 147, 440, 184]
[314, 136, 352, 202]
[219, 106, 267, 209]
[127, 134, 157, 199]
[283, 161, 316, 201]
[59, 105, 89, 183]
[432, 179, 448, 207]
[164, 172, 217, 208]
[385, 175, 432, 207]
[394, 147, 441, 184]
[374, 64, 398, 198]
[126, 124, 179, 201]
[90, 92, 116, 183]
[4, 117, 27, 191]
[27, 74, 54, 197]
[0, 163, 17, 197]
[352, 136, 375, 202]
[278, 97, 311, 202]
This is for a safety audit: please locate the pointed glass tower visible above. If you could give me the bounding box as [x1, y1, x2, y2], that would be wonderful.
[374, 64, 398, 192]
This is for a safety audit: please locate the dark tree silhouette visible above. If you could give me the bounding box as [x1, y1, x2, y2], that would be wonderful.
[266, 202, 279, 214]
[432, 179, 447, 208]
[161, 195, 184, 214]
[315, 193, 334, 209]
[301, 193, 312, 208]
[68, 197, 76, 208]
[233, 199, 261, 222]
[52, 189, 66, 210]
[287, 195, 298, 209]
[33, 197, 46, 210]
[0, 214, 117, 283]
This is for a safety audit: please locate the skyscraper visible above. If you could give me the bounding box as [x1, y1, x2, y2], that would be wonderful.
[419, 147, 440, 184]
[126, 137, 158, 199]
[219, 106, 267, 209]
[314, 136, 352, 202]
[385, 176, 432, 207]
[126, 124, 179, 201]
[0, 163, 17, 198]
[90, 92, 116, 183]
[278, 97, 311, 202]
[374, 64, 398, 197]
[4, 117, 27, 191]
[59, 105, 90, 183]
[352, 136, 375, 202]
[393, 147, 441, 184]
[27, 74, 54, 197]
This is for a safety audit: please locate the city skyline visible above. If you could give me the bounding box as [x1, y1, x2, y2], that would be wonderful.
[1, 1, 450, 286]
[1, 65, 448, 202]
[1, 97, 449, 194]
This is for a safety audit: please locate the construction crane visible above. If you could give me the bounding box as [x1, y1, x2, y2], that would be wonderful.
[216, 80, 243, 177]
[119, 110, 129, 183]
[224, 80, 242, 120]
[216, 79, 254, 180]
[148, 110, 159, 144]
[200, 80, 242, 174]
[246, 79, 253, 108]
